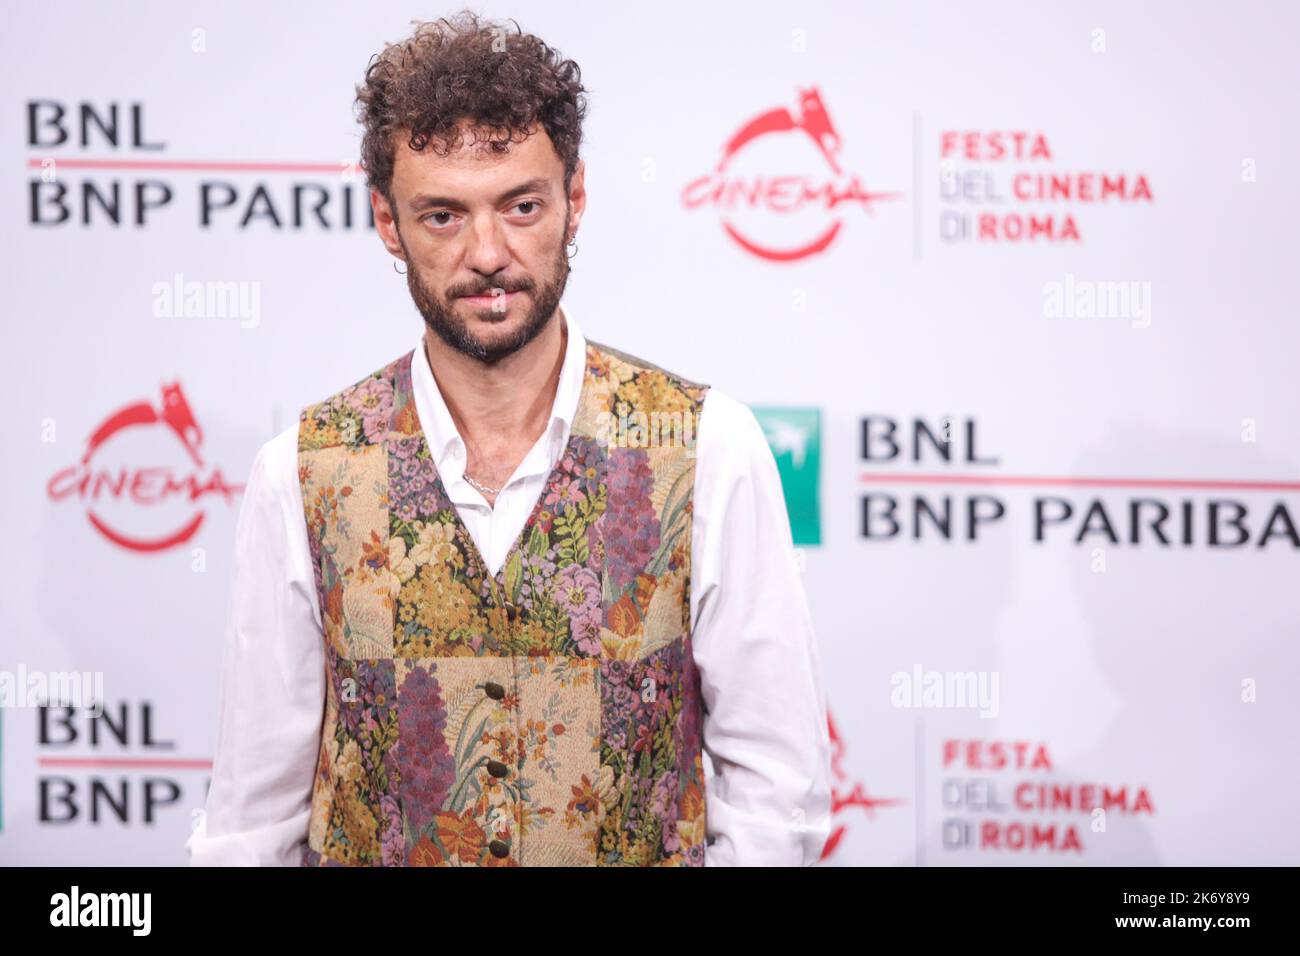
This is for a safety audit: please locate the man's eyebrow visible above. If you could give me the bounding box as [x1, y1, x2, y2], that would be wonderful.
[408, 177, 553, 212]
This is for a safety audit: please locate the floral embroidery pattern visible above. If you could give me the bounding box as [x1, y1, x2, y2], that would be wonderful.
[396, 664, 456, 837]
[310, 650, 402, 865]
[298, 341, 710, 866]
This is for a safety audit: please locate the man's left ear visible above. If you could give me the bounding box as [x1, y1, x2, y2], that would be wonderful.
[567, 158, 587, 227]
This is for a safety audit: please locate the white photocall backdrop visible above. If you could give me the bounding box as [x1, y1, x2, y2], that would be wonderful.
[2, 0, 1297, 865]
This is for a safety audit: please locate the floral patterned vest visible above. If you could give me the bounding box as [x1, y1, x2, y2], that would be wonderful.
[296, 338, 710, 866]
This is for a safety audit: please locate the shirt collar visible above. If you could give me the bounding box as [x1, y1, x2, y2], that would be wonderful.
[409, 303, 587, 481]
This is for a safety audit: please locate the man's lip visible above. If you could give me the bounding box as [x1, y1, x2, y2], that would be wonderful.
[460, 290, 520, 301]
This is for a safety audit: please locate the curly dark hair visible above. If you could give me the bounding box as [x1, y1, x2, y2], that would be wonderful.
[355, 9, 588, 211]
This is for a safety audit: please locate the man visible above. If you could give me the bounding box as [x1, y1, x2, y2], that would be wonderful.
[187, 10, 830, 867]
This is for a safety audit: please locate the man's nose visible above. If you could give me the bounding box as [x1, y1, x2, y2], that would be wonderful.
[463, 214, 511, 276]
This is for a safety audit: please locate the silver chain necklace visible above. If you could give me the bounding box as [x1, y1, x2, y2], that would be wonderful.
[443, 324, 566, 504]
[462, 471, 502, 497]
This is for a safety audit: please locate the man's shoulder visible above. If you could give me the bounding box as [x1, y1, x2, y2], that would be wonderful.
[255, 419, 303, 495]
[297, 349, 413, 453]
[585, 338, 710, 404]
[691, 387, 771, 466]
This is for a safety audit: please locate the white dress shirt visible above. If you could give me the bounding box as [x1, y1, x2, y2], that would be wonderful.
[187, 306, 831, 866]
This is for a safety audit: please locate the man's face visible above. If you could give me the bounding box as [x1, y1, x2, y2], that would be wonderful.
[374, 120, 584, 364]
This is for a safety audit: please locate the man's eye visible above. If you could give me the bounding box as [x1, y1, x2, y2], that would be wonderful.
[515, 201, 538, 215]
[427, 212, 453, 226]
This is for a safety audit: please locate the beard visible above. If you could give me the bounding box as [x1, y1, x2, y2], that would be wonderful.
[400, 228, 571, 365]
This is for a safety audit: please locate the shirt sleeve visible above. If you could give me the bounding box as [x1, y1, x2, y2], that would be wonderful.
[186, 422, 325, 866]
[689, 389, 833, 866]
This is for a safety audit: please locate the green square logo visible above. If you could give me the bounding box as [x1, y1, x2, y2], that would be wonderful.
[752, 406, 822, 546]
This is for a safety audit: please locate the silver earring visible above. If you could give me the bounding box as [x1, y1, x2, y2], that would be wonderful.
[393, 259, 407, 275]
[565, 235, 578, 260]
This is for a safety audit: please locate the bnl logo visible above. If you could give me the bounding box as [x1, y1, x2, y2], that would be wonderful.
[753, 407, 821, 546]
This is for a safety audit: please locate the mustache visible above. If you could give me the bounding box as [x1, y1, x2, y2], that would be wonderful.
[451, 279, 533, 297]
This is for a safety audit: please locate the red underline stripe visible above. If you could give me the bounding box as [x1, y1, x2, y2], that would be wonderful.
[37, 757, 213, 770]
[858, 473, 1300, 492]
[25, 158, 359, 174]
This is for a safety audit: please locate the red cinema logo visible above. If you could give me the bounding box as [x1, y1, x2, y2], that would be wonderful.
[821, 709, 905, 861]
[682, 86, 899, 262]
[47, 381, 241, 552]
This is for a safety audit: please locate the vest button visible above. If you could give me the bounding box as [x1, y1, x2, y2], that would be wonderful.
[483, 681, 505, 700]
[488, 839, 511, 858]
[486, 759, 509, 778]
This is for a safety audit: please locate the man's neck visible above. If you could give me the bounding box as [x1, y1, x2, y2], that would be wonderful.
[422, 307, 568, 461]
